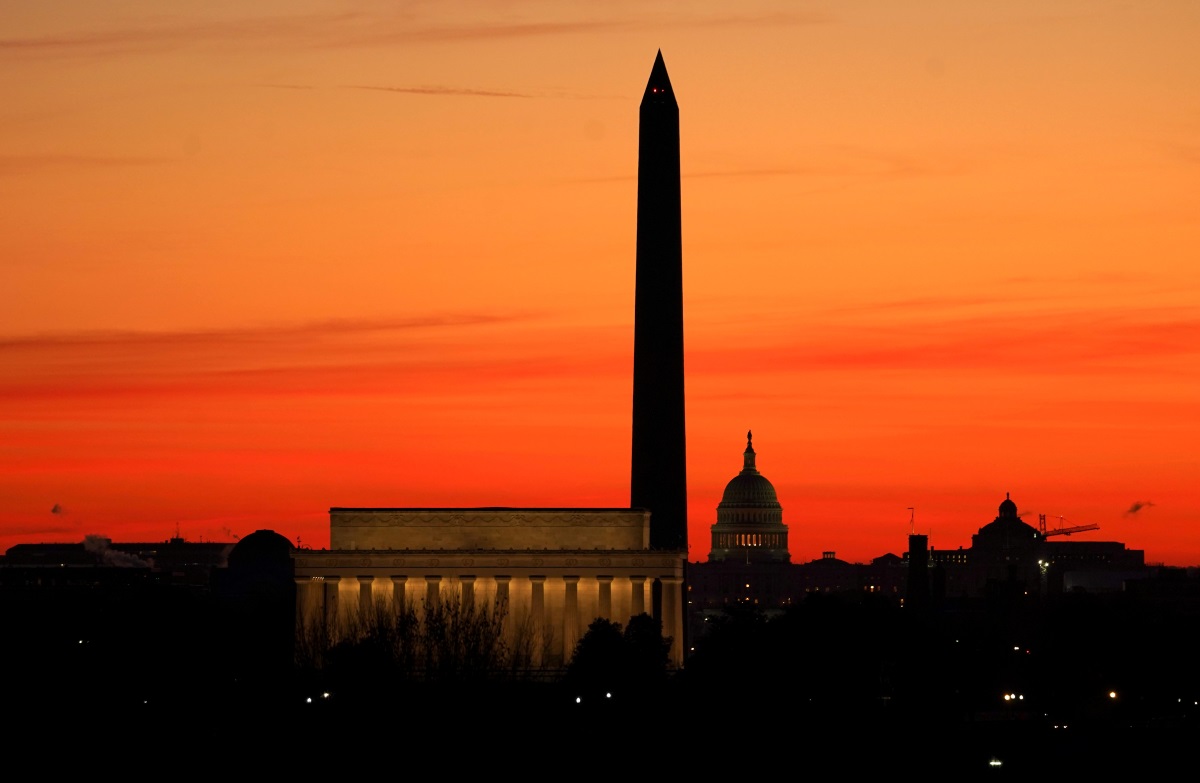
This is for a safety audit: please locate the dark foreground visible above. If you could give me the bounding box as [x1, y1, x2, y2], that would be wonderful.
[15, 677, 1198, 776]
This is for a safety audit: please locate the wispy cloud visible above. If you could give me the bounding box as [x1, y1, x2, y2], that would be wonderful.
[0, 311, 588, 402]
[1161, 142, 1200, 166]
[0, 11, 363, 58]
[570, 150, 971, 185]
[344, 84, 532, 98]
[0, 313, 531, 351]
[568, 166, 837, 185]
[0, 10, 828, 59]
[689, 306, 1200, 376]
[0, 154, 171, 177]
[825, 295, 1033, 315]
[688, 168, 817, 180]
[335, 12, 829, 47]
[2, 522, 81, 539]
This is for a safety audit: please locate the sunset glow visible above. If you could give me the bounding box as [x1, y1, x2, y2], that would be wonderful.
[2, 2, 1198, 564]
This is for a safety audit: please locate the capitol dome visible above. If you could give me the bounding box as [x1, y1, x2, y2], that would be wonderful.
[708, 432, 790, 563]
[718, 450, 781, 508]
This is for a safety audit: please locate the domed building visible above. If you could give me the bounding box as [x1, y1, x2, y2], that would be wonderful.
[972, 493, 1042, 550]
[963, 493, 1045, 596]
[708, 432, 789, 563]
[920, 493, 1148, 598]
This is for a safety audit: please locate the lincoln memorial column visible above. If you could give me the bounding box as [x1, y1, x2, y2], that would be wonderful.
[323, 576, 341, 628]
[530, 575, 546, 667]
[391, 576, 407, 612]
[294, 577, 311, 627]
[563, 575, 580, 661]
[630, 575, 647, 618]
[460, 575, 476, 610]
[426, 575, 442, 608]
[597, 575, 613, 619]
[495, 575, 511, 608]
[358, 575, 374, 616]
[530, 575, 546, 625]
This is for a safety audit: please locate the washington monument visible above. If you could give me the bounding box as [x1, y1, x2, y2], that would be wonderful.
[631, 51, 687, 554]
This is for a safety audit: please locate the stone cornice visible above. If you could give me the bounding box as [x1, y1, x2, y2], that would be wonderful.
[331, 509, 647, 528]
[294, 550, 685, 571]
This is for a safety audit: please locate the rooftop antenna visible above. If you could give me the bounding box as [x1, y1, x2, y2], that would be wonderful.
[907, 507, 915, 535]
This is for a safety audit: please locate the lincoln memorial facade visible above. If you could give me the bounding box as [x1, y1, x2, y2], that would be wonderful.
[292, 507, 687, 668]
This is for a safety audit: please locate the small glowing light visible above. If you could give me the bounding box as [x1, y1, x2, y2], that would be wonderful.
[605, 692, 612, 699]
[989, 759, 1003, 768]
[1109, 691, 1117, 699]
[323, 692, 330, 698]
[307, 697, 313, 703]
[575, 697, 582, 704]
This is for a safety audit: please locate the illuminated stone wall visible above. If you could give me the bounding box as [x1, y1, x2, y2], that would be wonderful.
[294, 508, 685, 668]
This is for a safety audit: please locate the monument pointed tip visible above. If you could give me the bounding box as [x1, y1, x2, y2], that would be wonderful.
[643, 50, 674, 105]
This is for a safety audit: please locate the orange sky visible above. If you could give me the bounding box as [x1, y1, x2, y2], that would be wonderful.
[2, 2, 1198, 565]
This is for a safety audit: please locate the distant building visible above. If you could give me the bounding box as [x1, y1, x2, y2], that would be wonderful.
[910, 494, 1149, 599]
[2, 535, 233, 591]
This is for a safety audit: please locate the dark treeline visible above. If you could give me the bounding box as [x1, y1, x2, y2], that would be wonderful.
[4, 574, 1200, 772]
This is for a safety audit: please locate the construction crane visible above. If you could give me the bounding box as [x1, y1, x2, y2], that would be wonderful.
[1038, 513, 1099, 538]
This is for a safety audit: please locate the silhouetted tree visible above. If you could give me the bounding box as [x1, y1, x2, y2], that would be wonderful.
[564, 613, 673, 708]
[622, 612, 672, 688]
[565, 617, 626, 698]
[296, 589, 552, 712]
